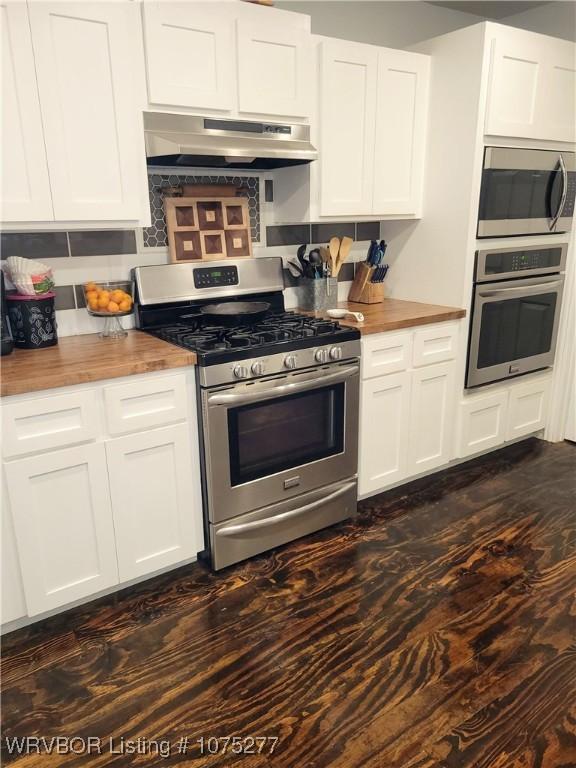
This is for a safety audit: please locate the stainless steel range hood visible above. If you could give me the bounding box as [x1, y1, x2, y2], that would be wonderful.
[144, 113, 317, 170]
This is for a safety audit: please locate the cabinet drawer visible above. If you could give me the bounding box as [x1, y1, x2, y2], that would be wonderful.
[412, 323, 459, 367]
[361, 331, 412, 379]
[104, 374, 188, 436]
[2, 390, 99, 458]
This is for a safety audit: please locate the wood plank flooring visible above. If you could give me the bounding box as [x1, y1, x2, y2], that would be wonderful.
[1, 438, 575, 768]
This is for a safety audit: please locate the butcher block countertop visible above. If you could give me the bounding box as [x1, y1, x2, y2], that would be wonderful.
[301, 299, 466, 334]
[1, 331, 197, 397]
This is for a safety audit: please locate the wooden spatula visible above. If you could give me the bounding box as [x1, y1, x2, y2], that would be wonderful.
[335, 236, 353, 277]
[329, 237, 340, 277]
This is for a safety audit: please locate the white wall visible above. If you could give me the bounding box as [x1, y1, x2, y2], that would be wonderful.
[504, 1, 576, 42]
[276, 1, 481, 47]
[277, 1, 576, 46]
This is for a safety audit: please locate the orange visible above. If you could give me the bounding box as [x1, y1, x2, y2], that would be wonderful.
[108, 301, 120, 313]
[88, 298, 99, 311]
[119, 299, 131, 312]
[97, 295, 110, 309]
[85, 290, 98, 302]
[85, 282, 98, 292]
[109, 290, 123, 304]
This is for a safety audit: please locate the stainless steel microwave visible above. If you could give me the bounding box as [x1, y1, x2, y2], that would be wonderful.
[477, 147, 576, 238]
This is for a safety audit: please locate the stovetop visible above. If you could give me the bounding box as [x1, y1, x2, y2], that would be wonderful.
[144, 310, 360, 366]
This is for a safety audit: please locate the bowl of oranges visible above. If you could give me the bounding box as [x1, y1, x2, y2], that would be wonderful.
[83, 281, 134, 338]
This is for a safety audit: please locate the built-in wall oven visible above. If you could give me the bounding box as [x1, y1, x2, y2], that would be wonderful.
[201, 352, 359, 569]
[478, 147, 576, 238]
[466, 243, 567, 388]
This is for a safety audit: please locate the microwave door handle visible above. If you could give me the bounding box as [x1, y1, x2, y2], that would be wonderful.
[479, 280, 563, 298]
[549, 154, 568, 231]
[215, 481, 357, 536]
[208, 364, 359, 406]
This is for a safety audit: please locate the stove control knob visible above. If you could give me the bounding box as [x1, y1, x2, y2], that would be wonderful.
[251, 360, 265, 376]
[284, 355, 297, 370]
[233, 364, 249, 379]
[315, 348, 328, 364]
[329, 346, 343, 361]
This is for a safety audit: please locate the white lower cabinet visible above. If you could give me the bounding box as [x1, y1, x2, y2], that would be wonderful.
[407, 362, 456, 475]
[506, 375, 550, 441]
[457, 391, 508, 458]
[5, 443, 119, 616]
[106, 424, 199, 581]
[359, 372, 411, 496]
[359, 326, 458, 497]
[1, 473, 27, 624]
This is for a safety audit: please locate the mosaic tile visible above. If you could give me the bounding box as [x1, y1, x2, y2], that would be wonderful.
[143, 174, 260, 249]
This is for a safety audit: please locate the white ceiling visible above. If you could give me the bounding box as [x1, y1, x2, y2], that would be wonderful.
[427, 1, 549, 19]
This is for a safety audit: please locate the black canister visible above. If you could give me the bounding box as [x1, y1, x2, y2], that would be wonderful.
[6, 292, 58, 349]
[1, 271, 14, 356]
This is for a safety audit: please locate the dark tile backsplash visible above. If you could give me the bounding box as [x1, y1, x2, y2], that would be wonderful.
[266, 223, 311, 247]
[356, 221, 381, 241]
[1, 231, 69, 260]
[74, 285, 87, 309]
[264, 179, 274, 203]
[54, 285, 76, 311]
[69, 229, 136, 257]
[311, 222, 355, 243]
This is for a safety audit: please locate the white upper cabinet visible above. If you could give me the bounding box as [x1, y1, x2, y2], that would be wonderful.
[373, 50, 430, 216]
[142, 2, 234, 111]
[27, 1, 147, 220]
[319, 40, 377, 216]
[486, 27, 576, 142]
[0, 1, 53, 222]
[237, 20, 311, 118]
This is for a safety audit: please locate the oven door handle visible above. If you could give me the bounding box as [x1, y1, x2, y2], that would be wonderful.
[478, 280, 563, 298]
[549, 154, 568, 231]
[207, 364, 359, 406]
[215, 481, 357, 537]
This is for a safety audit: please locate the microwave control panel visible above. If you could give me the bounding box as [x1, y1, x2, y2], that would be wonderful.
[561, 173, 576, 216]
[193, 266, 239, 289]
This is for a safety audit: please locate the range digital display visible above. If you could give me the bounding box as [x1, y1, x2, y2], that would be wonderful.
[194, 266, 239, 289]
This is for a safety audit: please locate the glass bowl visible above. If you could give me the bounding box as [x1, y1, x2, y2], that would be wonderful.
[83, 280, 134, 338]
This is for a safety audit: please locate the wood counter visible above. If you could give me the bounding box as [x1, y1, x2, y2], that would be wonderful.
[300, 298, 466, 334]
[1, 331, 197, 397]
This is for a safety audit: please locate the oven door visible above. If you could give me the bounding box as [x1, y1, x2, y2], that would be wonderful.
[202, 362, 360, 523]
[478, 147, 576, 237]
[467, 275, 564, 388]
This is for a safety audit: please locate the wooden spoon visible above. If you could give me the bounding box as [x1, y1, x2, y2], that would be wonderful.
[328, 237, 340, 277]
[335, 236, 353, 277]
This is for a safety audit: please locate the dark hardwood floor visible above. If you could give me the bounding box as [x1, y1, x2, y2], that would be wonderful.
[2, 438, 575, 768]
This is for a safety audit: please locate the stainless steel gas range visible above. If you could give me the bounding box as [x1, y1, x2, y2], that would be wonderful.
[133, 258, 360, 570]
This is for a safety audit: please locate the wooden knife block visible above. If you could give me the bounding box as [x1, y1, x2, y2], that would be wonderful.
[348, 263, 385, 304]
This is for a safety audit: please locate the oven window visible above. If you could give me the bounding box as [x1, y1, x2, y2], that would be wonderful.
[479, 169, 562, 221]
[228, 384, 345, 486]
[477, 292, 557, 369]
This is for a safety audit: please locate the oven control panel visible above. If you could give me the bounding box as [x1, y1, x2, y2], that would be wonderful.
[477, 245, 567, 281]
[193, 266, 239, 289]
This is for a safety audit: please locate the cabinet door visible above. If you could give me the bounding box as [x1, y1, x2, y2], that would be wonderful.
[319, 40, 377, 216]
[1, 472, 27, 625]
[359, 372, 411, 496]
[143, 2, 234, 111]
[237, 20, 311, 117]
[0, 1, 53, 222]
[486, 32, 575, 142]
[373, 50, 429, 216]
[106, 424, 200, 581]
[407, 362, 456, 476]
[28, 2, 145, 220]
[457, 391, 508, 459]
[5, 444, 118, 616]
[542, 41, 576, 143]
[506, 375, 551, 441]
